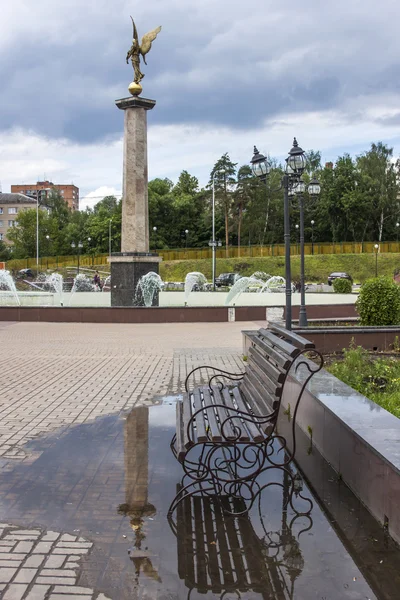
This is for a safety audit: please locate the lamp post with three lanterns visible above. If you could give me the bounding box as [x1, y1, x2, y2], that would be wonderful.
[250, 139, 310, 330]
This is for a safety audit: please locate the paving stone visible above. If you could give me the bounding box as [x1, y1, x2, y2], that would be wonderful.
[25, 585, 51, 599]
[56, 542, 92, 549]
[13, 568, 37, 583]
[0, 566, 18, 582]
[53, 586, 95, 594]
[60, 534, 76, 542]
[14, 541, 34, 553]
[32, 542, 54, 554]
[36, 576, 76, 585]
[41, 532, 60, 542]
[53, 548, 88, 555]
[41, 569, 76, 577]
[2, 583, 29, 599]
[23, 555, 45, 568]
[44, 555, 66, 569]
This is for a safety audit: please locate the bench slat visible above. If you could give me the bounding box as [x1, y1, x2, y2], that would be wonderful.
[176, 402, 186, 462]
[213, 500, 236, 588]
[181, 492, 196, 587]
[222, 388, 250, 442]
[247, 349, 283, 397]
[241, 365, 276, 415]
[202, 387, 222, 442]
[202, 498, 222, 591]
[182, 392, 195, 448]
[220, 499, 248, 587]
[241, 364, 278, 415]
[193, 496, 209, 592]
[211, 386, 237, 440]
[248, 345, 286, 384]
[251, 336, 292, 370]
[193, 388, 208, 442]
[232, 387, 264, 442]
[258, 329, 300, 358]
[268, 323, 315, 350]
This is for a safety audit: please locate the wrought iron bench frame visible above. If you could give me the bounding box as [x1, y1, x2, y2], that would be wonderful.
[169, 324, 323, 517]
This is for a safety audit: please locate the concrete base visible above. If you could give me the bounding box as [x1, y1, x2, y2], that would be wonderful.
[109, 253, 162, 306]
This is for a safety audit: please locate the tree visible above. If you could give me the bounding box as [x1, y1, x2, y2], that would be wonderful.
[7, 208, 57, 258]
[233, 165, 255, 256]
[356, 143, 398, 242]
[209, 153, 237, 256]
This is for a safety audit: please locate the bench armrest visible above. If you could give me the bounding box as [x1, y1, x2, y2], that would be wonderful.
[185, 366, 245, 393]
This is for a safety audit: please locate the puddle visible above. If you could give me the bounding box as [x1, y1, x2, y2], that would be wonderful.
[0, 403, 398, 599]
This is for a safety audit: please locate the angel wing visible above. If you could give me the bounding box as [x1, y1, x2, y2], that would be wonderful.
[140, 26, 162, 64]
[130, 16, 139, 42]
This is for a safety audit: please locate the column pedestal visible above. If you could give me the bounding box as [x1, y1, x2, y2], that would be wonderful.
[109, 252, 162, 307]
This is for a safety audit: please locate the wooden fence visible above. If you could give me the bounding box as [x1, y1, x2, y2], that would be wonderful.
[5, 240, 400, 271]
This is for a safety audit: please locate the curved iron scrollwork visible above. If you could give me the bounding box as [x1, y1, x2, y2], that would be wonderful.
[170, 341, 323, 525]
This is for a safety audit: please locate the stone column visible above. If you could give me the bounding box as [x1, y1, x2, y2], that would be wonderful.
[109, 96, 162, 306]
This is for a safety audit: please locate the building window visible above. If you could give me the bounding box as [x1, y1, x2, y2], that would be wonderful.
[0, 233, 3, 240]
[8, 207, 18, 214]
[0, 221, 3, 227]
[0, 208, 3, 214]
[8, 220, 15, 227]
[60, 190, 64, 195]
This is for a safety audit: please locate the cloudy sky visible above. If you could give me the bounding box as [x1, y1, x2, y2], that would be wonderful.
[1, 0, 400, 208]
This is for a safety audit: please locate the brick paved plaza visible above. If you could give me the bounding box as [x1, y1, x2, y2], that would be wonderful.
[0, 319, 264, 599]
[0, 320, 258, 462]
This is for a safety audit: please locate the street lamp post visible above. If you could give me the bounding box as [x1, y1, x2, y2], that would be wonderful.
[210, 170, 226, 290]
[251, 139, 306, 330]
[311, 220, 315, 255]
[295, 224, 299, 253]
[185, 229, 189, 253]
[71, 242, 83, 274]
[374, 243, 379, 277]
[396, 222, 399, 244]
[109, 219, 113, 263]
[87, 237, 92, 267]
[292, 177, 321, 328]
[45, 235, 50, 269]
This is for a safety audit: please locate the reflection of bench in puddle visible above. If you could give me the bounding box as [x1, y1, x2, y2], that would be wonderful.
[168, 478, 312, 600]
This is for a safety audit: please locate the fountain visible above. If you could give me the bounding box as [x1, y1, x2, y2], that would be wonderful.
[69, 274, 96, 306]
[250, 271, 271, 282]
[259, 275, 286, 293]
[184, 272, 207, 304]
[135, 272, 163, 307]
[0, 269, 20, 305]
[224, 276, 264, 306]
[41, 273, 64, 306]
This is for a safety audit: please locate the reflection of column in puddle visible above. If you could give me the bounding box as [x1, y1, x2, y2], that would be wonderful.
[118, 407, 161, 583]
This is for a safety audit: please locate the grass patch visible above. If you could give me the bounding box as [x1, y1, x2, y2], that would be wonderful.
[159, 253, 400, 284]
[327, 345, 400, 418]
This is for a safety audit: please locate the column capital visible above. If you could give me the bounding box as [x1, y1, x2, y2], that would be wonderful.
[115, 96, 156, 111]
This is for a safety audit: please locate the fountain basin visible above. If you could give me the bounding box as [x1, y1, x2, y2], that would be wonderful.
[0, 291, 55, 306]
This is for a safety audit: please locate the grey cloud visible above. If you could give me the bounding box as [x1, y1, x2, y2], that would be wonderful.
[0, 0, 399, 143]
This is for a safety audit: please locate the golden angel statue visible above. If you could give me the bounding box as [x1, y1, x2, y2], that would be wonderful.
[126, 16, 161, 94]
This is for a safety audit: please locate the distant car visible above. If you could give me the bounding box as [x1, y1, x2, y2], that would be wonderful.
[16, 268, 34, 279]
[215, 273, 241, 288]
[327, 272, 353, 286]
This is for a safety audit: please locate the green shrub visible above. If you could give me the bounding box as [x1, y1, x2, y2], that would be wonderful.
[332, 277, 352, 293]
[356, 276, 400, 325]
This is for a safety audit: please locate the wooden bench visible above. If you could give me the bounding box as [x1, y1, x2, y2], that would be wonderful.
[169, 324, 323, 516]
[168, 481, 310, 598]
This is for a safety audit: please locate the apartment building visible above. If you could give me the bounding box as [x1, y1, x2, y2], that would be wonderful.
[11, 180, 79, 211]
[0, 193, 37, 244]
